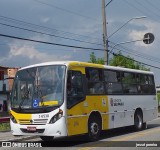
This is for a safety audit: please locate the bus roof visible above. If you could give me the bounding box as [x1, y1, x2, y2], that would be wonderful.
[20, 61, 154, 75]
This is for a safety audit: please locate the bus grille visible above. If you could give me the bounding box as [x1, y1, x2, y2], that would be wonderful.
[18, 119, 48, 125]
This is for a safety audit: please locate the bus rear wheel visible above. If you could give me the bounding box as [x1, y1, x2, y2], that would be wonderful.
[134, 111, 143, 131]
[40, 136, 54, 141]
[88, 117, 101, 141]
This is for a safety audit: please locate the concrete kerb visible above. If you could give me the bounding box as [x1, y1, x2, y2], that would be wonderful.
[6, 135, 39, 142]
[1, 135, 39, 142]
[0, 130, 39, 142]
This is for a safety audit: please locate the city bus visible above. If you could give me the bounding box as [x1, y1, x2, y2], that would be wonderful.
[10, 61, 158, 141]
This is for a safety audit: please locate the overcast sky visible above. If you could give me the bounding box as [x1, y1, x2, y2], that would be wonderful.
[0, 0, 160, 85]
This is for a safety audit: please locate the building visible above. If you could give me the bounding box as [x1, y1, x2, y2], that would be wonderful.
[0, 66, 19, 117]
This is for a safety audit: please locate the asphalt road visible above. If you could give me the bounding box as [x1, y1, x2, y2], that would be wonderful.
[1, 117, 160, 149]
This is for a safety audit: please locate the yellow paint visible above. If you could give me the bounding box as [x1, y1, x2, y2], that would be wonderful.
[67, 62, 109, 136]
[39, 101, 58, 106]
[67, 116, 88, 135]
[10, 110, 32, 124]
[68, 62, 104, 74]
[67, 96, 109, 136]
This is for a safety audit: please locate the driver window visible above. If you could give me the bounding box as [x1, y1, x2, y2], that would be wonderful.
[67, 71, 85, 108]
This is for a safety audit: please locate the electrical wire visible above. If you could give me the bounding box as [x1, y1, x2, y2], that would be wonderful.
[0, 15, 101, 41]
[0, 33, 105, 51]
[0, 22, 103, 46]
[32, 0, 97, 20]
[110, 52, 160, 70]
[108, 41, 160, 63]
[1, 32, 160, 70]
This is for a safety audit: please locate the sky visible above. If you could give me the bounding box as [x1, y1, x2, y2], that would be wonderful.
[0, 0, 160, 85]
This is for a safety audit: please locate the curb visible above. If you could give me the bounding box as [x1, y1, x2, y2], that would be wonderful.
[1, 135, 39, 142]
[11, 135, 39, 141]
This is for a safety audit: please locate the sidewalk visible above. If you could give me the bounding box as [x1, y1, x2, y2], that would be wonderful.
[0, 131, 38, 141]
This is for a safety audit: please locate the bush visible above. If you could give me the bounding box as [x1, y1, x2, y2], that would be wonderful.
[0, 123, 10, 131]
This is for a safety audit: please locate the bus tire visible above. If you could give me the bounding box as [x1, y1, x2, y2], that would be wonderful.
[40, 136, 54, 141]
[88, 116, 101, 141]
[134, 111, 143, 131]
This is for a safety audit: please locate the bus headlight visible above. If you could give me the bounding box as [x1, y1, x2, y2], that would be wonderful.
[10, 114, 17, 124]
[49, 109, 63, 124]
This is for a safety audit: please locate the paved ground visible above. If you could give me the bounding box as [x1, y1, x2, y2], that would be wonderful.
[0, 113, 159, 142]
[0, 131, 37, 141]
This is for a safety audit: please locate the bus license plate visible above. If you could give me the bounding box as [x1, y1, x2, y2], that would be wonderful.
[27, 126, 36, 131]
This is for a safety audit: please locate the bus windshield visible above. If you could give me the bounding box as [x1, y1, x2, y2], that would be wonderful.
[11, 65, 65, 112]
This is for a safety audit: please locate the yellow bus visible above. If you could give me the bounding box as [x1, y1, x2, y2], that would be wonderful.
[10, 61, 158, 141]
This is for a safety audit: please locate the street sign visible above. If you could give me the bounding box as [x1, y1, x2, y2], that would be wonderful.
[143, 33, 154, 44]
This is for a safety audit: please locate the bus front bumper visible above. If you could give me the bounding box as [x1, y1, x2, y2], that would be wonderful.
[10, 117, 67, 137]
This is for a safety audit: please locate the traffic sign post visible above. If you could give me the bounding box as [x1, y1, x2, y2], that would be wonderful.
[143, 33, 155, 44]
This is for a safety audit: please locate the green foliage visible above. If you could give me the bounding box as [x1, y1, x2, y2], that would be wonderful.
[88, 52, 104, 65]
[0, 123, 10, 131]
[88, 51, 150, 71]
[109, 51, 150, 71]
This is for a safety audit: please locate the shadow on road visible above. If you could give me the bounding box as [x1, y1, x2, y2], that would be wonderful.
[36, 123, 160, 147]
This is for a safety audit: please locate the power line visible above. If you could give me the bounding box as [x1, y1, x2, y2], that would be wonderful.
[134, 0, 160, 19]
[111, 52, 160, 70]
[109, 44, 160, 64]
[123, 0, 154, 20]
[1, 33, 160, 70]
[0, 22, 103, 46]
[145, 0, 160, 13]
[0, 15, 101, 41]
[108, 41, 160, 63]
[0, 33, 105, 51]
[32, 0, 97, 21]
[0, 42, 101, 53]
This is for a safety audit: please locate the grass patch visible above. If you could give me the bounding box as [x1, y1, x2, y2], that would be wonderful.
[0, 123, 10, 131]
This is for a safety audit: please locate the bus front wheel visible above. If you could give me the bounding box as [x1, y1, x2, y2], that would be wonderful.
[88, 116, 101, 141]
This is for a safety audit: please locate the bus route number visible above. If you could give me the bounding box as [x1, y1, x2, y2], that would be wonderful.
[39, 114, 49, 119]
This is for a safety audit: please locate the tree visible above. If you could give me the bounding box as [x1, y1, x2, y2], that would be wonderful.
[109, 51, 150, 71]
[88, 51, 150, 71]
[88, 52, 104, 65]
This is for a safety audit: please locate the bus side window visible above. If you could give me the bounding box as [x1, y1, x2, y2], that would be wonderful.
[86, 68, 105, 95]
[104, 70, 123, 94]
[67, 71, 85, 109]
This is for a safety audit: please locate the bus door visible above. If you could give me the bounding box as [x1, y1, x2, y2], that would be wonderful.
[67, 70, 87, 136]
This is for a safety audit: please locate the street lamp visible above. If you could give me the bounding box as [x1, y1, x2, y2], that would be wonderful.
[103, 16, 146, 65]
[108, 32, 154, 57]
[108, 16, 147, 39]
[108, 39, 144, 56]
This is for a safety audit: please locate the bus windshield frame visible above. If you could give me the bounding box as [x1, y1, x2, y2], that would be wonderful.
[10, 65, 66, 113]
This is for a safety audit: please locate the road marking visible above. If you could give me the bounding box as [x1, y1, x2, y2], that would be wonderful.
[77, 127, 160, 150]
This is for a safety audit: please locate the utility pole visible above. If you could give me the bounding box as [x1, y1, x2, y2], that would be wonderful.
[102, 0, 108, 65]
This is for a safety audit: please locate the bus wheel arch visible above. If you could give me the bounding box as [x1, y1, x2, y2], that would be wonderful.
[134, 108, 146, 131]
[87, 111, 102, 141]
